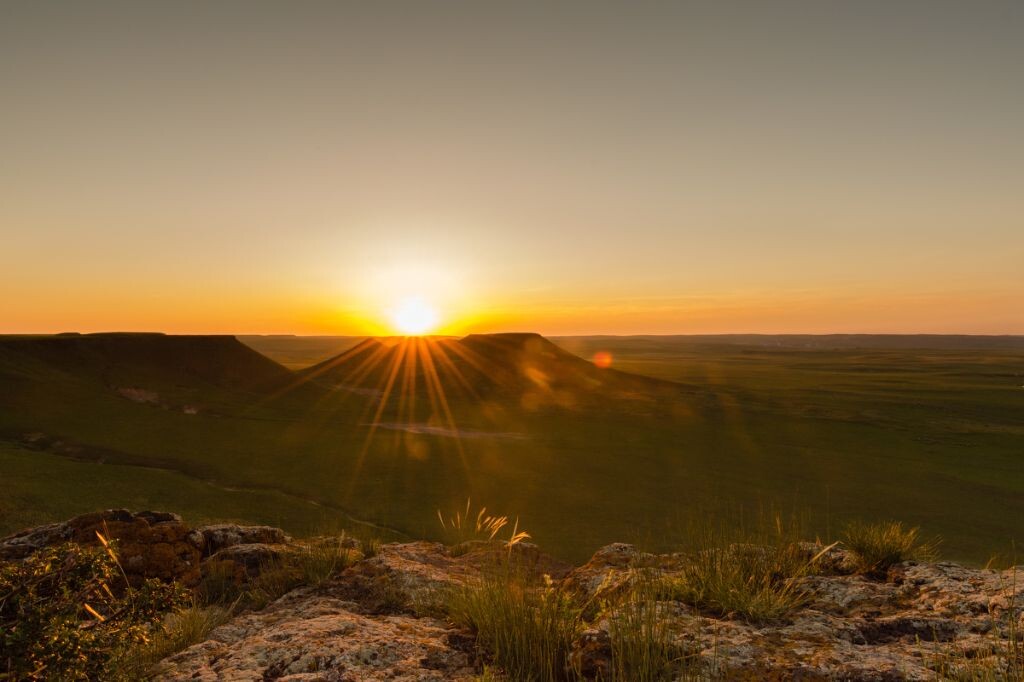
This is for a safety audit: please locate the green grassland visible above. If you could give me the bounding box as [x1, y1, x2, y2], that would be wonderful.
[1, 333, 1021, 564]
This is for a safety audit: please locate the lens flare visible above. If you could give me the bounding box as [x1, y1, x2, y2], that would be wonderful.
[592, 351, 613, 368]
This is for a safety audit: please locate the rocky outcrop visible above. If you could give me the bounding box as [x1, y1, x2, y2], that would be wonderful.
[0, 509, 204, 586]
[157, 586, 478, 681]
[0, 511, 297, 588]
[155, 541, 505, 681]
[562, 543, 1024, 681]
[4, 513, 1021, 680]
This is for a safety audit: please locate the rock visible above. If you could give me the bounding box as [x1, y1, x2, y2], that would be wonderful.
[0, 509, 202, 586]
[8, 511, 1022, 680]
[563, 544, 1024, 680]
[204, 542, 292, 578]
[194, 523, 292, 557]
[567, 628, 612, 680]
[154, 587, 479, 681]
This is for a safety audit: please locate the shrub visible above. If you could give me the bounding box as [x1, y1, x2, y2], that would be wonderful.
[446, 567, 582, 682]
[0, 540, 187, 680]
[842, 520, 939, 575]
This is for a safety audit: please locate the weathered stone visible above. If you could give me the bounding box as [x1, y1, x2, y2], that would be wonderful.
[0, 509, 202, 586]
[194, 523, 292, 557]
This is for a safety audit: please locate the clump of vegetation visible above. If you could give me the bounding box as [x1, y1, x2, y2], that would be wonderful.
[292, 535, 359, 586]
[664, 513, 821, 623]
[0, 537, 187, 680]
[199, 533, 361, 611]
[842, 520, 939, 576]
[608, 570, 697, 681]
[446, 567, 583, 682]
[112, 602, 231, 679]
[437, 499, 531, 551]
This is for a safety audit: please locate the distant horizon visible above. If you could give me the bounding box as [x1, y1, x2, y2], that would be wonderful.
[6, 329, 1024, 339]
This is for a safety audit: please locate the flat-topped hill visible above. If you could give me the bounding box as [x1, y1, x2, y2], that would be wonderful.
[300, 332, 675, 405]
[0, 333, 293, 391]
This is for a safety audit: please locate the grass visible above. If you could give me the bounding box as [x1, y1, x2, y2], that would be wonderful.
[663, 513, 820, 623]
[112, 603, 232, 679]
[2, 334, 1023, 565]
[445, 566, 583, 682]
[842, 520, 940, 575]
[608, 570, 698, 681]
[438, 499, 531, 548]
[198, 532, 363, 610]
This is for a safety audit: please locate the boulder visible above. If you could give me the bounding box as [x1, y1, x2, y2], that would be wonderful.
[193, 523, 292, 557]
[0, 509, 203, 586]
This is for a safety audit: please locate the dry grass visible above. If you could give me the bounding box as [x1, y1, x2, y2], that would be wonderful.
[842, 520, 939, 576]
[438, 499, 531, 550]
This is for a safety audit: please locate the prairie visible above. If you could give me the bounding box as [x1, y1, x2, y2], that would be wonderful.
[1, 333, 1021, 564]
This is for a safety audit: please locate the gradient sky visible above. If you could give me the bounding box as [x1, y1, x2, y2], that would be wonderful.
[2, 1, 1021, 335]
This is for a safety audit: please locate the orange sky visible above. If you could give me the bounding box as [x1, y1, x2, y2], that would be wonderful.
[1, 3, 1022, 336]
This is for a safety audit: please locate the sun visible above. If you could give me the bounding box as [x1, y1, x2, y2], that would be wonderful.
[390, 296, 440, 335]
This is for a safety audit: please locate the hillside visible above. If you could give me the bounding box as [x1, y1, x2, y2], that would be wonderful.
[300, 333, 674, 408]
[0, 333, 293, 391]
[1, 333, 1021, 565]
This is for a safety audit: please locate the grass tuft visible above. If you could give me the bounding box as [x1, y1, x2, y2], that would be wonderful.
[665, 513, 816, 623]
[842, 520, 939, 575]
[446, 566, 582, 682]
[608, 570, 698, 681]
[112, 602, 232, 679]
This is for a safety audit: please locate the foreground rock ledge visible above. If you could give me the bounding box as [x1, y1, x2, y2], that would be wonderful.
[3, 514, 1022, 680]
[158, 544, 1024, 681]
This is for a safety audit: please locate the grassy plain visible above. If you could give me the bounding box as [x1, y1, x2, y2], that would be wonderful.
[1, 334, 1021, 564]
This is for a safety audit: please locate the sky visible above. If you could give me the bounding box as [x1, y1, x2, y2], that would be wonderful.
[1, 1, 1021, 335]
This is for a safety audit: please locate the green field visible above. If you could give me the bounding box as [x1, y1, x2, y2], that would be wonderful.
[1, 333, 1022, 564]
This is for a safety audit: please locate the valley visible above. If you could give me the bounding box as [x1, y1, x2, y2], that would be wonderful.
[1, 332, 1022, 564]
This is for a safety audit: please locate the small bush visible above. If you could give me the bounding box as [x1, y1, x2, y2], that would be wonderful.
[446, 567, 582, 682]
[842, 520, 939, 575]
[0, 541, 187, 680]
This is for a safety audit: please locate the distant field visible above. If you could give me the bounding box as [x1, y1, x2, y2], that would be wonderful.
[0, 443, 405, 541]
[238, 335, 365, 369]
[2, 334, 1022, 564]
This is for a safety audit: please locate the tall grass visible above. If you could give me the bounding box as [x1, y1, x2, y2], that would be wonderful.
[608, 570, 697, 681]
[446, 567, 583, 681]
[111, 603, 231, 679]
[842, 520, 939, 575]
[438, 499, 531, 551]
[666, 512, 818, 623]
